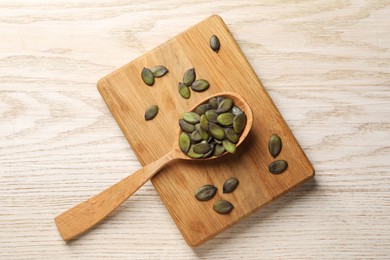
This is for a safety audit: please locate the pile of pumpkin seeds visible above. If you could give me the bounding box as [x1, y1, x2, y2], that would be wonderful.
[195, 177, 239, 214]
[268, 134, 288, 174]
[178, 96, 247, 158]
[178, 68, 210, 99]
[141, 65, 169, 86]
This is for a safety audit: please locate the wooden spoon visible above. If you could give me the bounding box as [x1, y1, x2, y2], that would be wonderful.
[55, 92, 253, 241]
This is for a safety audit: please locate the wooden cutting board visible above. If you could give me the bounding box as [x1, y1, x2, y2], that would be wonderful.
[97, 15, 314, 247]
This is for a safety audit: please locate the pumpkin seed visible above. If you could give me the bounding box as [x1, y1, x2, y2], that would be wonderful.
[150, 65, 168, 77]
[194, 104, 211, 115]
[208, 97, 218, 109]
[179, 119, 195, 133]
[200, 114, 209, 131]
[268, 134, 282, 158]
[217, 96, 225, 105]
[208, 122, 225, 140]
[178, 132, 190, 154]
[213, 144, 225, 156]
[223, 177, 239, 193]
[202, 144, 215, 158]
[190, 130, 202, 142]
[217, 112, 234, 126]
[223, 139, 236, 153]
[216, 98, 233, 113]
[205, 110, 218, 123]
[225, 128, 239, 143]
[178, 82, 191, 99]
[210, 35, 220, 53]
[232, 106, 243, 115]
[183, 68, 196, 86]
[233, 113, 247, 134]
[187, 145, 203, 159]
[195, 185, 217, 201]
[144, 105, 158, 120]
[141, 67, 154, 86]
[193, 143, 213, 154]
[183, 112, 200, 124]
[213, 200, 234, 214]
[195, 124, 209, 140]
[269, 160, 288, 174]
[191, 79, 210, 92]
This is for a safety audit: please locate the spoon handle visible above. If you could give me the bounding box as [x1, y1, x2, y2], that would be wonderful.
[55, 149, 179, 241]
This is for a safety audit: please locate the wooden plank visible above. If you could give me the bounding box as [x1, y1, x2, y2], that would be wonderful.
[97, 15, 314, 246]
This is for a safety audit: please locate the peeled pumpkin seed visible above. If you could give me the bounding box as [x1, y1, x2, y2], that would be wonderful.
[144, 105, 158, 120]
[193, 143, 213, 154]
[205, 110, 218, 123]
[208, 122, 225, 140]
[208, 97, 218, 109]
[217, 96, 225, 105]
[268, 134, 282, 158]
[195, 104, 211, 115]
[216, 98, 233, 113]
[191, 79, 210, 92]
[195, 185, 217, 201]
[200, 114, 209, 131]
[183, 112, 200, 124]
[150, 65, 168, 77]
[195, 124, 209, 140]
[213, 200, 234, 214]
[141, 67, 154, 86]
[223, 139, 236, 153]
[269, 160, 288, 174]
[202, 144, 215, 158]
[223, 177, 239, 193]
[179, 119, 195, 133]
[178, 132, 190, 154]
[213, 144, 225, 156]
[183, 68, 196, 86]
[178, 82, 191, 99]
[190, 130, 202, 142]
[217, 112, 235, 126]
[187, 145, 203, 159]
[233, 113, 247, 134]
[225, 128, 239, 143]
[210, 35, 220, 53]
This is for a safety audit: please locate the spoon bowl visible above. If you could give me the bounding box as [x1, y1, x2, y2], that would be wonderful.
[55, 92, 253, 241]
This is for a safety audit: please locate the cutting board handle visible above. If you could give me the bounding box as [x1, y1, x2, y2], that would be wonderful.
[55, 149, 179, 241]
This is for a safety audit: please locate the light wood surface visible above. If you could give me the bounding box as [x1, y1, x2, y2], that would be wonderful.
[0, 0, 389, 258]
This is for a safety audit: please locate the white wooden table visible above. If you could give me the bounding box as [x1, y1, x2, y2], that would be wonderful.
[1, 1, 389, 259]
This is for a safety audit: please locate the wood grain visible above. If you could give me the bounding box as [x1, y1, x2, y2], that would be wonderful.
[0, 0, 389, 258]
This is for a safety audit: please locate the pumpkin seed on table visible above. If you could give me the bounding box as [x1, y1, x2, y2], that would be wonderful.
[144, 105, 158, 120]
[233, 113, 247, 134]
[269, 134, 282, 158]
[150, 65, 169, 77]
[191, 79, 210, 92]
[269, 160, 288, 174]
[141, 67, 154, 86]
[210, 35, 220, 53]
[182, 112, 200, 124]
[223, 177, 239, 193]
[178, 82, 191, 99]
[195, 184, 217, 201]
[183, 68, 196, 86]
[178, 132, 191, 154]
[213, 200, 234, 214]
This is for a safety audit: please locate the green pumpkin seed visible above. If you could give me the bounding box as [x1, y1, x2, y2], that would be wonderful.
[195, 185, 217, 201]
[223, 139, 236, 153]
[232, 106, 243, 115]
[179, 119, 195, 133]
[217, 112, 235, 126]
[225, 128, 239, 143]
[233, 113, 247, 134]
[200, 114, 209, 131]
[208, 122, 225, 140]
[208, 97, 218, 109]
[269, 160, 288, 174]
[178, 132, 190, 154]
[144, 105, 158, 120]
[213, 200, 234, 214]
[217, 96, 225, 105]
[150, 65, 168, 77]
[202, 144, 215, 158]
[194, 104, 211, 115]
[178, 82, 190, 99]
[269, 134, 282, 158]
[210, 35, 220, 53]
[193, 143, 213, 154]
[141, 67, 154, 86]
[191, 79, 210, 92]
[190, 130, 202, 142]
[183, 68, 196, 86]
[213, 144, 226, 156]
[187, 145, 203, 159]
[205, 110, 219, 123]
[183, 112, 200, 124]
[223, 177, 239, 193]
[195, 124, 209, 140]
[216, 98, 233, 113]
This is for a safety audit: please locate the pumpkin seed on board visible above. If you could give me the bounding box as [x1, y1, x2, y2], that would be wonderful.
[191, 79, 210, 92]
[183, 68, 196, 86]
[210, 35, 220, 53]
[150, 65, 168, 77]
[178, 82, 191, 99]
[213, 200, 234, 214]
[223, 177, 239, 193]
[144, 105, 158, 120]
[268, 134, 282, 158]
[195, 185, 217, 201]
[141, 67, 154, 86]
[269, 160, 288, 174]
